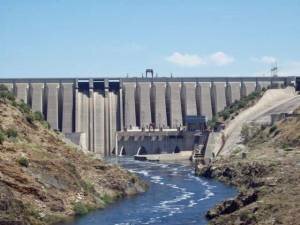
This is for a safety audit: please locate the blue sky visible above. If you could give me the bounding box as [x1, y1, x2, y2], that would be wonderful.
[0, 0, 300, 78]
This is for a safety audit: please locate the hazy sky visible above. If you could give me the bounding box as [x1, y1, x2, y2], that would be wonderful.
[0, 0, 300, 77]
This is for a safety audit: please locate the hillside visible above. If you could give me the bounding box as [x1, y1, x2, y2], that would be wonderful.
[197, 106, 300, 225]
[0, 88, 147, 225]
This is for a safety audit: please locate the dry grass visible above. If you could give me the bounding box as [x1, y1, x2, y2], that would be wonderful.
[0, 100, 146, 225]
[205, 107, 300, 225]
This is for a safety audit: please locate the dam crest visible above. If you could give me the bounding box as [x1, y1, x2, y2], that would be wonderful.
[0, 76, 294, 156]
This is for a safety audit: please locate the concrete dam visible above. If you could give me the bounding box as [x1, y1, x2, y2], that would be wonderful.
[0, 76, 294, 156]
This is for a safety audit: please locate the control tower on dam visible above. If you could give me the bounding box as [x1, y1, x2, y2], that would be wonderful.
[0, 76, 295, 156]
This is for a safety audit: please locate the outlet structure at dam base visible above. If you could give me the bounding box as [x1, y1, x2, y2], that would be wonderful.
[0, 76, 295, 157]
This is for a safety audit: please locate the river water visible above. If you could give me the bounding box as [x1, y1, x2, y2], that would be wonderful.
[63, 158, 236, 225]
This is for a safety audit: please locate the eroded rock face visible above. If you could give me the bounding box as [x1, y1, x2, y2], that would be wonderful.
[196, 161, 271, 188]
[206, 190, 258, 220]
[0, 181, 25, 225]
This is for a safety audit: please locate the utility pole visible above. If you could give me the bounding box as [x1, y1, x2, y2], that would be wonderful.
[271, 62, 278, 77]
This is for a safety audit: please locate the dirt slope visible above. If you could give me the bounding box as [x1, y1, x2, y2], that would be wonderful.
[220, 87, 297, 155]
[0, 97, 146, 225]
[197, 106, 300, 225]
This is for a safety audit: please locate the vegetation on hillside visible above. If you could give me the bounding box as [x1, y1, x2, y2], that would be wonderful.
[208, 88, 266, 130]
[197, 107, 300, 225]
[0, 85, 147, 225]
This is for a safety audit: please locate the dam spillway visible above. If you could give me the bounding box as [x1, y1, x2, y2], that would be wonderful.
[0, 76, 294, 156]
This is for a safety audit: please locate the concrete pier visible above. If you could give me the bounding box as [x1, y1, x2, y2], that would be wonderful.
[46, 83, 59, 130]
[30, 83, 44, 113]
[108, 91, 118, 154]
[15, 83, 28, 103]
[2, 83, 13, 92]
[123, 83, 136, 129]
[166, 82, 182, 128]
[258, 81, 271, 90]
[197, 82, 213, 119]
[212, 82, 227, 114]
[182, 82, 197, 118]
[228, 82, 241, 104]
[152, 82, 168, 128]
[61, 83, 74, 133]
[93, 90, 105, 154]
[136, 82, 152, 128]
[242, 82, 256, 97]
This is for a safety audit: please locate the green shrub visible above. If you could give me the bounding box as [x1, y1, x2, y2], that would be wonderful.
[6, 128, 18, 138]
[33, 111, 44, 121]
[269, 125, 277, 133]
[241, 124, 250, 143]
[281, 143, 290, 149]
[12, 100, 18, 107]
[0, 130, 5, 144]
[207, 116, 218, 129]
[18, 101, 31, 114]
[73, 202, 88, 216]
[220, 109, 230, 120]
[0, 84, 8, 92]
[18, 156, 29, 167]
[237, 100, 246, 109]
[0, 84, 15, 101]
[101, 194, 113, 204]
[26, 115, 34, 124]
[82, 181, 95, 193]
[0, 92, 15, 101]
[41, 121, 51, 129]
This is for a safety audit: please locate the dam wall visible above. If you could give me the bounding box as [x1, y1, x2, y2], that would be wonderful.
[0, 76, 293, 156]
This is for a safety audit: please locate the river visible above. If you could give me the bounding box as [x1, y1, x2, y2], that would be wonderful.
[62, 157, 236, 225]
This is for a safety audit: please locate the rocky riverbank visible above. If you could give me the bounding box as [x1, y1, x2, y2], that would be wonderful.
[0, 87, 147, 225]
[196, 109, 300, 225]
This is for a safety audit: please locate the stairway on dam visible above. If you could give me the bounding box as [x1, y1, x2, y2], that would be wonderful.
[0, 77, 292, 156]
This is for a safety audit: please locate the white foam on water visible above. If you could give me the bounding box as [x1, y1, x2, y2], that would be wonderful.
[150, 175, 164, 185]
[129, 169, 150, 177]
[198, 189, 215, 201]
[188, 200, 197, 207]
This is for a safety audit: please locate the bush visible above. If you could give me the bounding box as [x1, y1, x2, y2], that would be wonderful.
[73, 202, 88, 216]
[0, 84, 15, 101]
[237, 100, 246, 109]
[26, 115, 34, 124]
[220, 109, 230, 120]
[101, 194, 113, 204]
[18, 101, 31, 114]
[41, 121, 51, 129]
[207, 116, 218, 129]
[33, 111, 44, 121]
[82, 180, 95, 194]
[241, 124, 250, 143]
[0, 130, 5, 144]
[0, 84, 8, 92]
[6, 128, 18, 138]
[18, 156, 29, 167]
[0, 92, 15, 101]
[12, 100, 18, 107]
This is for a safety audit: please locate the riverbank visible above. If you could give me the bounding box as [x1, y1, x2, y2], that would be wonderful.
[59, 158, 236, 225]
[196, 109, 300, 225]
[0, 88, 147, 225]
